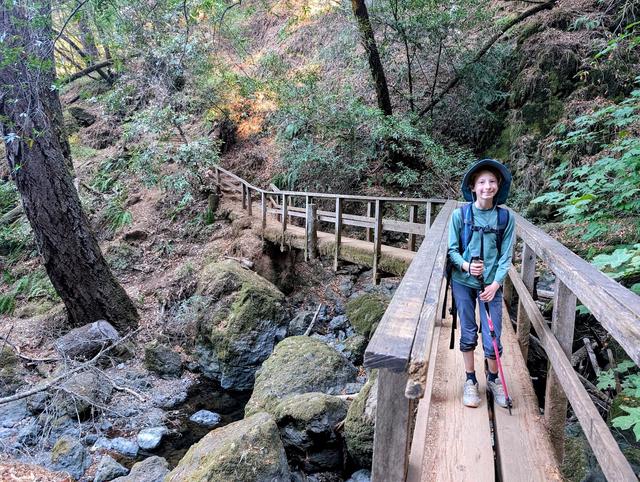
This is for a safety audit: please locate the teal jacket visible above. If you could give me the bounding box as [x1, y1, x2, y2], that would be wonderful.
[447, 204, 516, 289]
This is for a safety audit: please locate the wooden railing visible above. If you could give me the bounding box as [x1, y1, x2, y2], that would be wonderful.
[503, 212, 640, 481]
[213, 164, 446, 281]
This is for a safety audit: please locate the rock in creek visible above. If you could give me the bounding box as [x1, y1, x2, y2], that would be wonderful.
[347, 469, 372, 482]
[94, 455, 128, 482]
[50, 436, 91, 480]
[137, 426, 168, 450]
[194, 260, 288, 390]
[288, 310, 315, 336]
[51, 370, 113, 417]
[144, 341, 183, 378]
[273, 392, 348, 472]
[54, 320, 120, 359]
[345, 294, 388, 339]
[344, 371, 378, 469]
[189, 409, 221, 428]
[112, 456, 169, 482]
[0, 399, 28, 428]
[92, 436, 138, 458]
[166, 412, 291, 482]
[245, 336, 358, 417]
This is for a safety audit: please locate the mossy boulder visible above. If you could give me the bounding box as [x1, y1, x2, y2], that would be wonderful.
[344, 335, 368, 365]
[346, 294, 388, 339]
[166, 412, 291, 482]
[50, 436, 90, 480]
[194, 260, 288, 390]
[51, 371, 113, 417]
[344, 371, 378, 469]
[245, 336, 358, 417]
[273, 392, 348, 472]
[0, 346, 25, 397]
[560, 434, 588, 482]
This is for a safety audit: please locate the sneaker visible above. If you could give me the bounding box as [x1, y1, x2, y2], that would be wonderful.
[487, 378, 508, 408]
[462, 379, 481, 408]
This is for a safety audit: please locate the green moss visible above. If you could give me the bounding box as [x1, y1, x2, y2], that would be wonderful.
[344, 370, 377, 468]
[167, 412, 290, 482]
[561, 435, 588, 482]
[244, 336, 357, 417]
[346, 294, 388, 339]
[51, 438, 71, 462]
[273, 392, 347, 426]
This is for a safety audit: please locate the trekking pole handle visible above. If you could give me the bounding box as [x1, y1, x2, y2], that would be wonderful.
[470, 256, 485, 289]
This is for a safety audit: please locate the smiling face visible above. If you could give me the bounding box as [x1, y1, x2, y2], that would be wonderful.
[470, 169, 500, 204]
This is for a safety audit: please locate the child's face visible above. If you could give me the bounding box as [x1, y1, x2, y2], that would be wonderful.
[471, 170, 499, 202]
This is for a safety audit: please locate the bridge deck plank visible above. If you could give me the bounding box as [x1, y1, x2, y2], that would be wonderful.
[494, 303, 562, 481]
[417, 306, 494, 482]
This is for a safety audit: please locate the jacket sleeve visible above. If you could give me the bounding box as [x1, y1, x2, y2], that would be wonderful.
[493, 211, 516, 285]
[447, 209, 466, 271]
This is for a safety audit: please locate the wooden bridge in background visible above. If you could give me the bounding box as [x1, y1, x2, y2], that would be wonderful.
[213, 165, 640, 482]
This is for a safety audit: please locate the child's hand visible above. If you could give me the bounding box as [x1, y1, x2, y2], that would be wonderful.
[469, 259, 484, 277]
[480, 281, 500, 302]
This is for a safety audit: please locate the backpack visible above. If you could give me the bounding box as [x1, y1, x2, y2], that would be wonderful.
[445, 203, 510, 348]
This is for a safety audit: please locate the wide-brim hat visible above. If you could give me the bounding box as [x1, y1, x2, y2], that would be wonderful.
[461, 159, 512, 205]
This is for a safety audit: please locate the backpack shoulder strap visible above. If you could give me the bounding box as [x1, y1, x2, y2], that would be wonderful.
[459, 203, 474, 254]
[495, 207, 510, 253]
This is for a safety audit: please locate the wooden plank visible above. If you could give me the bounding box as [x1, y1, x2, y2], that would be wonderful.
[419, 313, 494, 482]
[544, 279, 576, 463]
[406, 322, 441, 482]
[334, 197, 343, 271]
[372, 200, 383, 286]
[507, 267, 637, 481]
[513, 212, 640, 365]
[408, 205, 418, 251]
[425, 202, 432, 234]
[517, 243, 536, 360]
[405, 228, 450, 399]
[364, 200, 456, 371]
[366, 201, 373, 242]
[372, 369, 413, 482]
[493, 300, 563, 481]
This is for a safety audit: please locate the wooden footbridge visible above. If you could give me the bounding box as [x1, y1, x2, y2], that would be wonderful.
[213, 165, 640, 481]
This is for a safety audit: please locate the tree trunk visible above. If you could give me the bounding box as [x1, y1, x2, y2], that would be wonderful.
[351, 0, 392, 115]
[0, 0, 138, 332]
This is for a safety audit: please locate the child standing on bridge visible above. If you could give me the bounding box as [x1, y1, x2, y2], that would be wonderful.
[447, 159, 515, 409]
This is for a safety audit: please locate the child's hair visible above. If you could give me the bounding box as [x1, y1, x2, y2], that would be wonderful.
[468, 167, 502, 188]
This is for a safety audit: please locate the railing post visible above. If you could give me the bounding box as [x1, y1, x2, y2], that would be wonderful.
[545, 279, 576, 464]
[372, 369, 412, 482]
[241, 183, 247, 210]
[261, 192, 266, 234]
[366, 201, 374, 242]
[425, 202, 432, 235]
[502, 241, 516, 308]
[372, 200, 383, 285]
[408, 204, 418, 251]
[517, 243, 536, 360]
[334, 197, 343, 271]
[246, 186, 252, 216]
[281, 193, 288, 250]
[306, 197, 318, 261]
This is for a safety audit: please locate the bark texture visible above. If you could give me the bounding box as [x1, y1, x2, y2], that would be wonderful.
[0, 0, 138, 331]
[351, 0, 392, 116]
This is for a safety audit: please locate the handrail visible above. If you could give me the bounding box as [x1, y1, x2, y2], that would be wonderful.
[506, 211, 640, 481]
[214, 164, 447, 204]
[513, 212, 640, 364]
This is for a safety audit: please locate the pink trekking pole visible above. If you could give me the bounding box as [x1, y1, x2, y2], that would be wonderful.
[473, 256, 513, 415]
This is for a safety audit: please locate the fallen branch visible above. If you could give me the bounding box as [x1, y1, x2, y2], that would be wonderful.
[583, 337, 601, 376]
[0, 333, 60, 363]
[92, 367, 146, 402]
[60, 60, 114, 85]
[304, 304, 323, 336]
[0, 328, 140, 406]
[0, 204, 23, 225]
[223, 255, 254, 270]
[418, 0, 556, 116]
